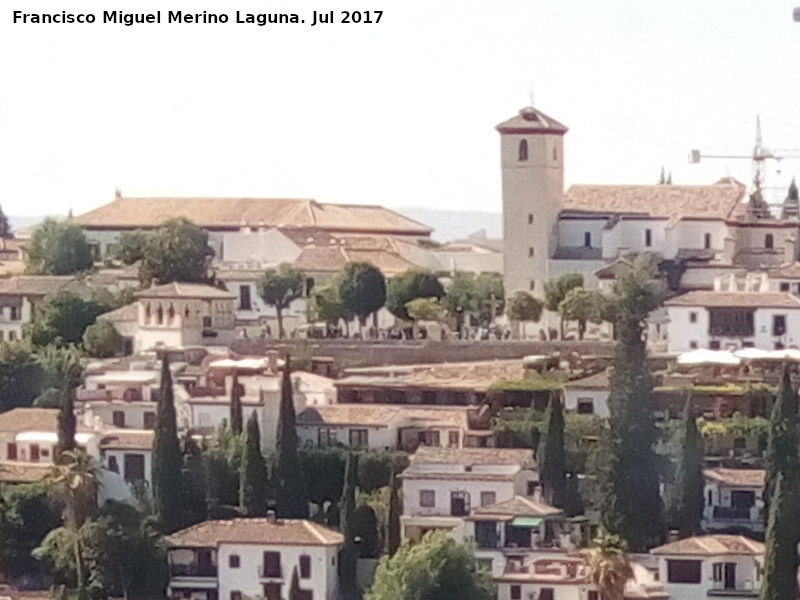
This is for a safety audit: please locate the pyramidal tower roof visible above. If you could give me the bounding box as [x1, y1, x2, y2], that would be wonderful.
[496, 106, 568, 135]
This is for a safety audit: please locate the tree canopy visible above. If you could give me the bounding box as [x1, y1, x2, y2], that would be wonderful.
[366, 531, 494, 600]
[26, 219, 94, 276]
[385, 269, 444, 321]
[114, 230, 149, 266]
[444, 272, 504, 325]
[25, 291, 112, 347]
[82, 321, 123, 358]
[138, 218, 215, 286]
[558, 287, 603, 340]
[152, 355, 183, 532]
[274, 356, 309, 518]
[506, 291, 543, 323]
[257, 263, 305, 339]
[338, 262, 386, 326]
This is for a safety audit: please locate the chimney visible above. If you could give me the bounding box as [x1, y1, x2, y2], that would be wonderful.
[668, 529, 680, 543]
[266, 509, 277, 524]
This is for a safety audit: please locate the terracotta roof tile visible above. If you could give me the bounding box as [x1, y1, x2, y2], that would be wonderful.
[410, 446, 534, 467]
[564, 371, 609, 390]
[496, 107, 569, 135]
[664, 291, 800, 308]
[166, 518, 343, 548]
[704, 468, 764, 487]
[769, 263, 800, 279]
[134, 282, 235, 300]
[651, 534, 764, 556]
[99, 430, 154, 450]
[470, 495, 562, 518]
[0, 408, 59, 433]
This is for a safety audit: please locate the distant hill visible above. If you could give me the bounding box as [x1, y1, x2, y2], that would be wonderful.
[395, 207, 502, 242]
[9, 215, 59, 235]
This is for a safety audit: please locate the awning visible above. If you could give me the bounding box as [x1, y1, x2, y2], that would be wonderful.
[511, 517, 542, 527]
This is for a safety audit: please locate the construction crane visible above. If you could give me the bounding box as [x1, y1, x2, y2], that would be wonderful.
[689, 115, 800, 210]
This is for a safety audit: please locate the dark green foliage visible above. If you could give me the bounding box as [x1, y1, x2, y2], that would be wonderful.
[205, 423, 243, 509]
[56, 388, 76, 460]
[275, 356, 309, 518]
[352, 505, 381, 558]
[0, 482, 63, 579]
[358, 451, 410, 493]
[310, 284, 354, 329]
[538, 398, 567, 510]
[115, 230, 149, 266]
[181, 434, 208, 527]
[0, 205, 13, 241]
[25, 292, 112, 347]
[152, 356, 183, 532]
[544, 273, 584, 312]
[300, 447, 347, 506]
[445, 272, 505, 326]
[366, 531, 494, 600]
[240, 411, 268, 517]
[138, 218, 214, 287]
[386, 471, 401, 556]
[385, 268, 444, 321]
[0, 343, 47, 412]
[339, 452, 359, 590]
[26, 219, 94, 275]
[765, 366, 800, 508]
[257, 263, 305, 339]
[670, 397, 704, 538]
[760, 473, 800, 600]
[601, 256, 665, 552]
[288, 566, 301, 600]
[339, 262, 387, 325]
[505, 291, 543, 323]
[82, 321, 123, 358]
[558, 288, 603, 340]
[230, 375, 243, 435]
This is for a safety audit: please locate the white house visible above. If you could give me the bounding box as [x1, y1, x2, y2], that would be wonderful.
[77, 369, 159, 430]
[703, 468, 765, 534]
[561, 371, 610, 418]
[650, 534, 764, 599]
[400, 447, 537, 543]
[165, 517, 343, 600]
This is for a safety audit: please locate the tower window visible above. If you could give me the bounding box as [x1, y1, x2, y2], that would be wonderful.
[584, 232, 592, 247]
[529, 281, 535, 291]
[518, 139, 528, 162]
[645, 229, 652, 247]
[528, 247, 534, 258]
[704, 233, 711, 249]
[552, 146, 558, 161]
[528, 214, 533, 225]
[765, 233, 774, 250]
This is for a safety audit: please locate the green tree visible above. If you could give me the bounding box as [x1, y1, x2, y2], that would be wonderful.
[339, 452, 359, 590]
[0, 205, 13, 246]
[115, 230, 149, 265]
[257, 263, 305, 339]
[180, 433, 209, 527]
[544, 273, 584, 338]
[25, 292, 112, 347]
[204, 422, 244, 510]
[288, 566, 301, 600]
[300, 446, 348, 507]
[240, 411, 268, 517]
[152, 355, 183, 532]
[765, 365, 800, 508]
[386, 470, 401, 556]
[761, 472, 800, 600]
[82, 321, 123, 358]
[275, 356, 309, 518]
[55, 386, 76, 460]
[539, 397, 567, 511]
[26, 219, 94, 275]
[405, 297, 445, 322]
[580, 531, 634, 600]
[385, 269, 444, 321]
[352, 505, 381, 558]
[138, 218, 214, 286]
[0, 343, 45, 412]
[366, 531, 494, 600]
[339, 262, 387, 331]
[310, 284, 353, 333]
[670, 397, 704, 538]
[601, 255, 665, 552]
[558, 287, 603, 340]
[230, 374, 243, 435]
[506, 291, 543, 338]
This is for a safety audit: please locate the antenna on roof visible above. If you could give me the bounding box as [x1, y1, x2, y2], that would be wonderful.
[528, 81, 535, 107]
[115, 187, 122, 200]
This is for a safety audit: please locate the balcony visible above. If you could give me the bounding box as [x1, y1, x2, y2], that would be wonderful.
[713, 506, 753, 521]
[170, 564, 217, 577]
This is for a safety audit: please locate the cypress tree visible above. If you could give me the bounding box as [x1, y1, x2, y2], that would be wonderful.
[671, 396, 704, 538]
[55, 387, 76, 461]
[230, 374, 243, 435]
[538, 396, 567, 509]
[601, 257, 665, 552]
[339, 452, 359, 591]
[152, 355, 183, 532]
[288, 566, 301, 600]
[386, 468, 401, 556]
[765, 365, 799, 510]
[240, 410, 268, 516]
[761, 472, 800, 600]
[275, 355, 309, 518]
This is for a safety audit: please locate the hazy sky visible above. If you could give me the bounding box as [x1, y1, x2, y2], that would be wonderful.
[2, 0, 800, 219]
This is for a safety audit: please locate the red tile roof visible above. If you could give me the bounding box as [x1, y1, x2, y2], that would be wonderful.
[704, 468, 764, 487]
[651, 534, 764, 556]
[166, 518, 343, 548]
[664, 291, 800, 308]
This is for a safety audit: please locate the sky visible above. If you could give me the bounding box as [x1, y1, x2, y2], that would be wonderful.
[2, 0, 800, 221]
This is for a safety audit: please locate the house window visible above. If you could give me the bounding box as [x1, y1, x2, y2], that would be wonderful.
[689, 312, 698, 324]
[667, 559, 702, 583]
[528, 247, 534, 258]
[765, 233, 774, 250]
[124, 454, 145, 482]
[645, 228, 652, 247]
[107, 456, 119, 473]
[263, 583, 282, 600]
[552, 146, 558, 161]
[588, 593, 599, 600]
[480, 491, 496, 507]
[156, 306, 164, 325]
[709, 308, 755, 337]
[262, 551, 281, 578]
[518, 139, 528, 162]
[418, 431, 440, 447]
[528, 214, 534, 224]
[689, 341, 698, 349]
[448, 431, 459, 448]
[510, 585, 521, 600]
[707, 489, 713, 505]
[419, 490, 435, 508]
[6, 443, 16, 460]
[584, 232, 592, 247]
[781, 282, 791, 292]
[704, 233, 712, 249]
[112, 411, 125, 428]
[144, 411, 156, 429]
[203, 316, 212, 328]
[529, 280, 535, 291]
[349, 429, 368, 449]
[539, 589, 555, 600]
[30, 444, 40, 462]
[9, 307, 18, 321]
[229, 555, 240, 568]
[773, 315, 787, 336]
[318, 428, 337, 447]
[239, 285, 252, 310]
[450, 491, 470, 516]
[167, 305, 175, 324]
[709, 340, 721, 350]
[299, 554, 311, 579]
[8, 331, 15, 342]
[577, 398, 594, 414]
[713, 562, 737, 589]
[231, 592, 241, 600]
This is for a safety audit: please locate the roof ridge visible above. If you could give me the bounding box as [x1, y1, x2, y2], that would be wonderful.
[303, 520, 330, 544]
